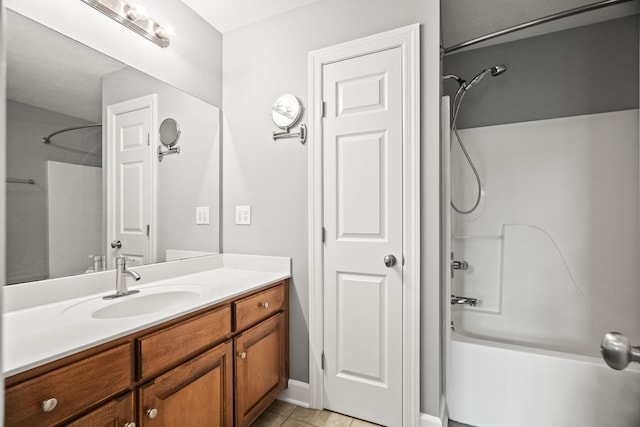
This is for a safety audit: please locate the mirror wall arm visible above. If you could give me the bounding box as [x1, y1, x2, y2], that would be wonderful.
[272, 123, 307, 144]
[158, 146, 180, 161]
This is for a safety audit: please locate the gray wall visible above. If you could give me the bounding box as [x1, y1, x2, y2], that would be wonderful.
[443, 16, 639, 129]
[103, 67, 221, 261]
[6, 100, 101, 284]
[222, 0, 442, 416]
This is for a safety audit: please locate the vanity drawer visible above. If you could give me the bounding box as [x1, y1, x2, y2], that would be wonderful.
[137, 305, 232, 379]
[5, 343, 131, 427]
[234, 283, 286, 331]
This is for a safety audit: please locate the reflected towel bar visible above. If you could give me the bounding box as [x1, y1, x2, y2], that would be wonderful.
[6, 178, 35, 185]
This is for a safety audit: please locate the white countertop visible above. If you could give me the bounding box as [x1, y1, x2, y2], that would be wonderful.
[3, 254, 290, 377]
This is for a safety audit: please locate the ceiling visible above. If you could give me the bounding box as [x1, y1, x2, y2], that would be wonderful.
[180, 0, 323, 33]
[6, 11, 126, 123]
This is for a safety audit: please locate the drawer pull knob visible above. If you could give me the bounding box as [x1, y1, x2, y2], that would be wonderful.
[239, 351, 247, 359]
[41, 398, 58, 413]
[147, 408, 159, 419]
[124, 423, 137, 427]
[261, 302, 269, 309]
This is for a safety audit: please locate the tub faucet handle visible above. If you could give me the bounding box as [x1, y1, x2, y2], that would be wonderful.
[451, 294, 478, 307]
[450, 252, 469, 278]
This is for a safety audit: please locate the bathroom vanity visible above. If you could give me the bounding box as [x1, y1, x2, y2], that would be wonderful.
[4, 254, 290, 427]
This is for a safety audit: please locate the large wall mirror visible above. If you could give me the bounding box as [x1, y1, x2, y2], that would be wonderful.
[6, 10, 220, 285]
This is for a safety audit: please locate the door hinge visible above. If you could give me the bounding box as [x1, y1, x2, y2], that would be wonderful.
[146, 224, 150, 237]
[321, 101, 326, 118]
[322, 226, 326, 243]
[321, 351, 326, 371]
[147, 133, 150, 146]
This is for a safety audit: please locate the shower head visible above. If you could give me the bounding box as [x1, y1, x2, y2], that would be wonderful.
[491, 64, 507, 76]
[464, 64, 507, 91]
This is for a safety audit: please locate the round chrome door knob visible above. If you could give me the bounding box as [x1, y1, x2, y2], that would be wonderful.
[41, 398, 58, 413]
[124, 423, 137, 427]
[239, 351, 247, 360]
[383, 254, 397, 267]
[111, 240, 122, 249]
[146, 408, 159, 419]
[261, 302, 269, 309]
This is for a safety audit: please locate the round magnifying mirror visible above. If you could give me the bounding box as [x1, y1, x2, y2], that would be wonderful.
[271, 94, 303, 129]
[159, 118, 181, 147]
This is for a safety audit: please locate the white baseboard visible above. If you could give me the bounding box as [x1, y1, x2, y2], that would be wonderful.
[278, 380, 310, 408]
[421, 412, 444, 427]
[278, 382, 443, 427]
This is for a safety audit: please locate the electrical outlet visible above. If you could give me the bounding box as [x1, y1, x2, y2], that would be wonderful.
[196, 206, 210, 225]
[235, 205, 251, 225]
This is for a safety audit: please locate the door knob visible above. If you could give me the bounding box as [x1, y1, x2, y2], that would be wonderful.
[600, 332, 640, 370]
[111, 240, 122, 249]
[384, 254, 397, 267]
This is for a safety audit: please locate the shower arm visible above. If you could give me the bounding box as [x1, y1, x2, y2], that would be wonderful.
[42, 123, 102, 144]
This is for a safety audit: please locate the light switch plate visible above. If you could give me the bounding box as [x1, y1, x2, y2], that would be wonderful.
[235, 205, 251, 225]
[196, 206, 210, 225]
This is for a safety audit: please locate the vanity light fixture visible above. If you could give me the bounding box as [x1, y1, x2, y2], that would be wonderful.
[80, 0, 170, 48]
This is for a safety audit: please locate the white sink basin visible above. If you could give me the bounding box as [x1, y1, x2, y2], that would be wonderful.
[62, 284, 212, 319]
[92, 291, 200, 319]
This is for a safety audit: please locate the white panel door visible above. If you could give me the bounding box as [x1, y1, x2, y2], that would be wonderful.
[107, 97, 155, 267]
[323, 47, 403, 426]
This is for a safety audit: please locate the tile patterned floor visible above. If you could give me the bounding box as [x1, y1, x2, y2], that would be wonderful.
[253, 400, 475, 427]
[252, 400, 382, 427]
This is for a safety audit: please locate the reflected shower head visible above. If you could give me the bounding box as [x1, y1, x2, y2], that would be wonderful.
[465, 64, 507, 91]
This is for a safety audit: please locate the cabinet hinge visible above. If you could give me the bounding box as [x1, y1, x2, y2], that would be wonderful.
[146, 224, 150, 237]
[321, 351, 326, 371]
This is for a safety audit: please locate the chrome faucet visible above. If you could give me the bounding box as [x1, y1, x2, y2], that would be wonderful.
[104, 257, 141, 299]
[451, 294, 478, 307]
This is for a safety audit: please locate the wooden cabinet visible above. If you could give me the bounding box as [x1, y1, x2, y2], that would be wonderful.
[5, 343, 131, 427]
[65, 392, 135, 427]
[137, 305, 232, 379]
[139, 341, 234, 426]
[5, 280, 288, 427]
[235, 312, 287, 427]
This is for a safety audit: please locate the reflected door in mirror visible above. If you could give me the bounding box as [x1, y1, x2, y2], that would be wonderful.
[107, 95, 157, 268]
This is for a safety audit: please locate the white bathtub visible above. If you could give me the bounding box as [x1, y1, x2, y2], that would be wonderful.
[447, 332, 640, 427]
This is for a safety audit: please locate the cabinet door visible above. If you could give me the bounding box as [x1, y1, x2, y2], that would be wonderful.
[66, 392, 135, 427]
[235, 312, 287, 427]
[139, 341, 233, 427]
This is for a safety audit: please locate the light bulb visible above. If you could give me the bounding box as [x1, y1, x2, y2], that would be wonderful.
[124, 4, 148, 21]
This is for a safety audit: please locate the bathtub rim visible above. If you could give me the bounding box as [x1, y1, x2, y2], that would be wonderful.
[450, 329, 640, 373]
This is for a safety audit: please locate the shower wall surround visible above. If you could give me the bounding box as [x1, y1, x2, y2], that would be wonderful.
[451, 109, 640, 357]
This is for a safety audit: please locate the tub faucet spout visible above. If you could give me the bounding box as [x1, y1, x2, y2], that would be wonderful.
[451, 295, 478, 307]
